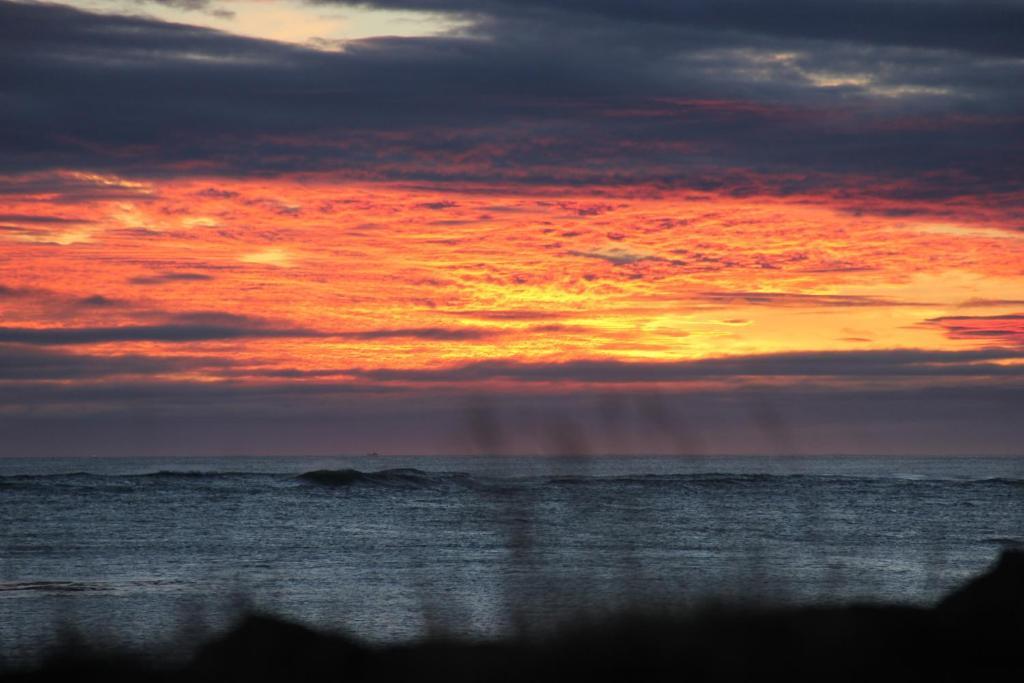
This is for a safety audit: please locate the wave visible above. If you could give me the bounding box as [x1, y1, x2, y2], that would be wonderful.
[547, 471, 1024, 486]
[982, 537, 1024, 547]
[303, 470, 833, 490]
[293, 468, 1024, 494]
[0, 470, 269, 492]
[0, 471, 261, 481]
[0, 580, 109, 594]
[0, 578, 186, 594]
[543, 472, 933, 487]
[0, 472, 95, 480]
[972, 476, 1024, 487]
[296, 468, 471, 489]
[2, 469, 1021, 492]
[139, 470, 256, 479]
[544, 472, 789, 486]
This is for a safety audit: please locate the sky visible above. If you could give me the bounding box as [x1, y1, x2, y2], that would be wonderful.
[1, 0, 1023, 456]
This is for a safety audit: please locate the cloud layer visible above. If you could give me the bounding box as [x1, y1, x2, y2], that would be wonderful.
[2, 1, 1022, 209]
[2, 1, 1022, 455]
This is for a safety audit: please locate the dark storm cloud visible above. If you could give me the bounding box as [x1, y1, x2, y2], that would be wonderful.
[350, 348, 1024, 383]
[1, 1, 1022, 199]
[332, 0, 1024, 57]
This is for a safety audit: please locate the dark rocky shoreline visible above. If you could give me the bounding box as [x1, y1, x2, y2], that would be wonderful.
[4, 551, 1022, 682]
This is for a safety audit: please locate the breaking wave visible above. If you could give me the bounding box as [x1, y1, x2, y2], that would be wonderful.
[1, 469, 1021, 494]
[297, 468, 471, 489]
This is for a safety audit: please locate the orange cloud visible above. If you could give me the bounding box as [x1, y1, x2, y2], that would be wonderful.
[924, 314, 1024, 347]
[2, 172, 1023, 392]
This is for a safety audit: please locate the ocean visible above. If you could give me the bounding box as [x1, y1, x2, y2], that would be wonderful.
[1, 455, 1022, 663]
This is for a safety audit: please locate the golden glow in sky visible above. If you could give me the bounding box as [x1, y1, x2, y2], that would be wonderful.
[3, 173, 1022, 389]
[57, 0, 461, 45]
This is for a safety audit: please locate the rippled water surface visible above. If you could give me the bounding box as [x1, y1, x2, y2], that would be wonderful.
[2, 455, 1022, 660]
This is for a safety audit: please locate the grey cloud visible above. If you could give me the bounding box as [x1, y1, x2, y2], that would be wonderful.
[0, 171, 153, 203]
[332, 0, 1024, 57]
[928, 314, 1024, 322]
[957, 299, 1024, 307]
[569, 248, 676, 266]
[0, 313, 499, 345]
[0, 377, 405, 411]
[0, 346, 229, 380]
[163, 311, 280, 326]
[143, 0, 214, 10]
[0, 213, 91, 224]
[0, 323, 322, 345]
[1, 1, 1021, 200]
[1, 380, 1022, 456]
[923, 313, 1024, 345]
[350, 348, 1024, 383]
[0, 284, 30, 298]
[0, 284, 125, 310]
[129, 272, 215, 285]
[76, 295, 121, 308]
[416, 201, 459, 210]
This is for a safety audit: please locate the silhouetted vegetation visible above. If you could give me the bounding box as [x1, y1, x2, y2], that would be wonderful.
[2, 550, 1021, 682]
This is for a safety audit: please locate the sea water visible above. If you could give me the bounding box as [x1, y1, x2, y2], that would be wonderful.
[1, 455, 1022, 661]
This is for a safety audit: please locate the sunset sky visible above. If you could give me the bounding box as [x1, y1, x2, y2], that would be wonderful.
[1, 0, 1022, 456]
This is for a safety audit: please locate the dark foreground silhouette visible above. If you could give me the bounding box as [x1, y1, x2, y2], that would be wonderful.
[4, 551, 1022, 682]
